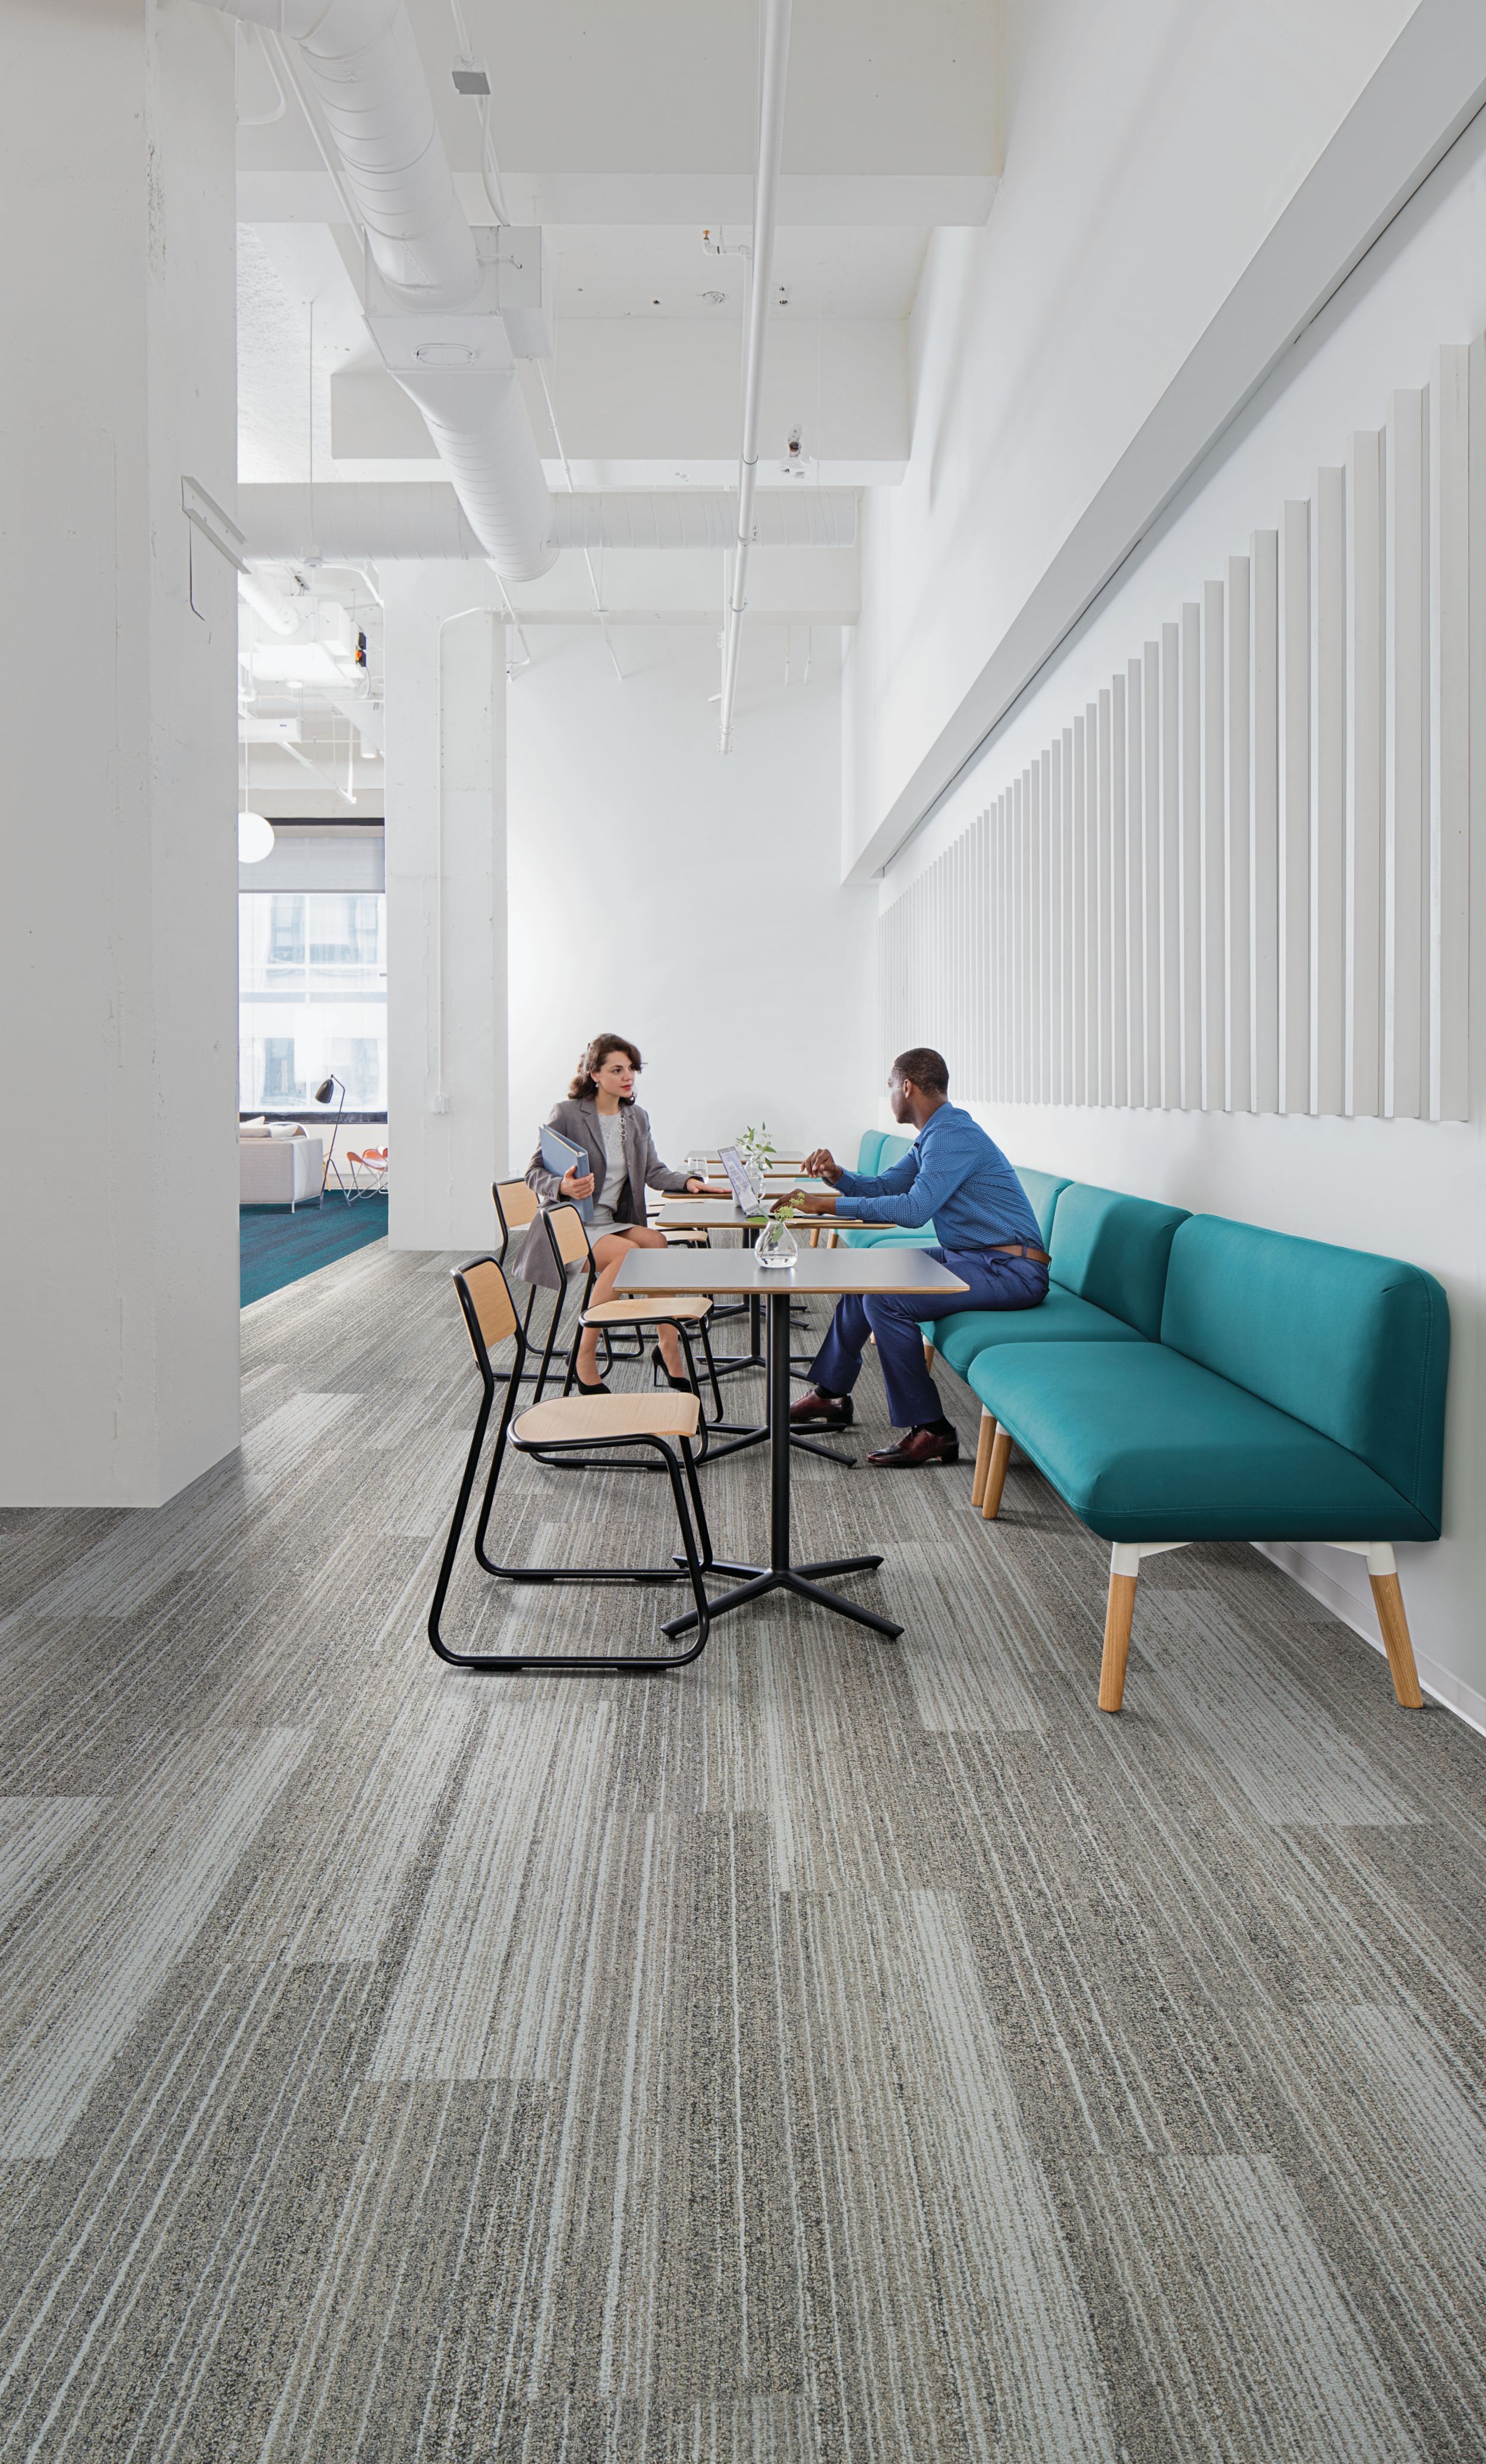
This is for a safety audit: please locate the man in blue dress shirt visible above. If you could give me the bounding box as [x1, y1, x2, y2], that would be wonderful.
[789, 1047, 1049, 1468]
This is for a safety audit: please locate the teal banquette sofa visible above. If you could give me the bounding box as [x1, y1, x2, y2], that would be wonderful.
[838, 1129, 1448, 1716]
[964, 1197, 1447, 1716]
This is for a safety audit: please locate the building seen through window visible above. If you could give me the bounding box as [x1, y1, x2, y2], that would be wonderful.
[240, 891, 387, 1115]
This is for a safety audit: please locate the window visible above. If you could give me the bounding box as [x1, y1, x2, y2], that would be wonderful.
[262, 1038, 303, 1102]
[268, 897, 305, 966]
[240, 890, 387, 1115]
[330, 1036, 382, 1107]
[309, 897, 379, 969]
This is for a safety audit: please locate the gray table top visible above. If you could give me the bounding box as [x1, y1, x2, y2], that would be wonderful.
[616, 1247, 969, 1298]
[651, 1198, 877, 1231]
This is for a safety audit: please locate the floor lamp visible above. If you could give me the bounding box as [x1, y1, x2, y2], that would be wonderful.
[314, 1074, 345, 1202]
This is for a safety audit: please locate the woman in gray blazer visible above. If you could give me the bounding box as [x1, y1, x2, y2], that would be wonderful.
[520, 1032, 707, 1393]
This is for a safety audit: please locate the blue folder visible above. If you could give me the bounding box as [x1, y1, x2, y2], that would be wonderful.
[540, 1123, 593, 1223]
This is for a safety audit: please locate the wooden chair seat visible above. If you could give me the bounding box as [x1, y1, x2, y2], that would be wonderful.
[580, 1294, 710, 1327]
[514, 1391, 702, 1447]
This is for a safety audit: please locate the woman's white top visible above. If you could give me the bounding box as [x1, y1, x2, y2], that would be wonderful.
[588, 1111, 628, 1229]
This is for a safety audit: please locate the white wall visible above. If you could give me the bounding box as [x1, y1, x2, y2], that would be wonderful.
[844, 0, 1421, 876]
[507, 624, 875, 1173]
[865, 89, 1486, 1723]
[0, 0, 240, 1507]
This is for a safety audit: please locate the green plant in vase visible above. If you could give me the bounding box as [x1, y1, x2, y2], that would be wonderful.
[738, 1123, 777, 1181]
[750, 1193, 799, 1269]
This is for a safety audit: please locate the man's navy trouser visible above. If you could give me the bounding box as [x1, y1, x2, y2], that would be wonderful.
[808, 1246, 1049, 1428]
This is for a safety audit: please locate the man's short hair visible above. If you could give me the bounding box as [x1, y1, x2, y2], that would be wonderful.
[891, 1046, 949, 1095]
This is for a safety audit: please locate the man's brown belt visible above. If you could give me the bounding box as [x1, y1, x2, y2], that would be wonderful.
[991, 1241, 1051, 1264]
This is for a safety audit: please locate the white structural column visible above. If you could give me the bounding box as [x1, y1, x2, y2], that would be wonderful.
[383, 570, 508, 1250]
[0, 1, 238, 1506]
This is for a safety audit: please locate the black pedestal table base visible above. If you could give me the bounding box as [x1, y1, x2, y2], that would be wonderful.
[663, 1285, 902, 1641]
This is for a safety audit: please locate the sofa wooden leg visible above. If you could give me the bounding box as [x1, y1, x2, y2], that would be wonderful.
[1368, 1555, 1424, 1708]
[971, 1409, 996, 1509]
[980, 1426, 1013, 1520]
[923, 1338, 937, 1371]
[1100, 1552, 1140, 1712]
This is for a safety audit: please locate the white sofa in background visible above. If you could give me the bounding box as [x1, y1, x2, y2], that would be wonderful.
[239, 1130, 323, 1210]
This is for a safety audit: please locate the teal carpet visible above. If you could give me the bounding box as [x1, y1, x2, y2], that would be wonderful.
[240, 1196, 387, 1306]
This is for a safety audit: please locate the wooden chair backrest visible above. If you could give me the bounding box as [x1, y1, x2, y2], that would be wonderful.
[456, 1259, 519, 1359]
[494, 1178, 540, 1230]
[546, 1202, 594, 1271]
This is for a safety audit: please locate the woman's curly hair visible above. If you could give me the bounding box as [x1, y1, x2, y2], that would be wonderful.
[568, 1033, 642, 1102]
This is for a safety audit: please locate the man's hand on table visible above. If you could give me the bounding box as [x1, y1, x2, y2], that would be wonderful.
[787, 1189, 839, 1217]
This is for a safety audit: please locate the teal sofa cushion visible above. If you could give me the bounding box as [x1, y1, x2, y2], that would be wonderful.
[1012, 1167, 1070, 1247]
[841, 1129, 927, 1247]
[854, 1130, 885, 1176]
[1047, 1183, 1188, 1338]
[842, 1223, 936, 1249]
[969, 1343, 1439, 1545]
[933, 1289, 1143, 1379]
[1160, 1217, 1449, 1525]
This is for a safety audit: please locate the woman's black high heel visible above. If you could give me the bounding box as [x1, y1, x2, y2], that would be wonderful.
[650, 1344, 694, 1394]
[575, 1374, 611, 1396]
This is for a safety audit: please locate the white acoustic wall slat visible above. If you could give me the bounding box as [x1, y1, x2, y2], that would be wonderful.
[1012, 774, 1025, 1101]
[1142, 649, 1161, 1106]
[1072, 715, 1088, 1103]
[1110, 670, 1129, 1108]
[1179, 604, 1202, 1107]
[1095, 690, 1112, 1104]
[1347, 428, 1384, 1117]
[1226, 557, 1252, 1111]
[1386, 388, 1427, 1119]
[1161, 623, 1181, 1106]
[1063, 732, 1075, 1104]
[1000, 798, 1010, 1099]
[874, 331, 1472, 1135]
[1201, 582, 1224, 1108]
[1434, 344, 1470, 1120]
[1314, 465, 1347, 1115]
[1279, 502, 1311, 1112]
[1035, 749, 1044, 1099]
[1251, 531, 1280, 1114]
[1044, 739, 1059, 1099]
[1126, 656, 1146, 1105]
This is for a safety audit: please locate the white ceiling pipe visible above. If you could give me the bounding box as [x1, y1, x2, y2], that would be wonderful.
[197, 0, 556, 580]
[237, 485, 857, 561]
[719, 0, 794, 752]
[238, 569, 301, 636]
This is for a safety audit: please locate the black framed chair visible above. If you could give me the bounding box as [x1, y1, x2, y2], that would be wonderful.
[533, 1204, 726, 1438]
[428, 1256, 714, 1674]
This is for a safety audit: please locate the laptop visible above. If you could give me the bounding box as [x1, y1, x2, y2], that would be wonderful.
[717, 1145, 764, 1212]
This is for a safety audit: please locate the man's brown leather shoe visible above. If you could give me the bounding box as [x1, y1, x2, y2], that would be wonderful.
[789, 1388, 854, 1429]
[867, 1425, 961, 1469]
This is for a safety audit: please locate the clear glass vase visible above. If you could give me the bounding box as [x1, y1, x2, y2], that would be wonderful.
[756, 1214, 798, 1269]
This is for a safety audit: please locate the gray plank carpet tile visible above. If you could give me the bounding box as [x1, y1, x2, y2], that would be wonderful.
[0, 1237, 1484, 2457]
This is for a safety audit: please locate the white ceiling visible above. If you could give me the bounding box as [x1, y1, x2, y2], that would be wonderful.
[234, 0, 1002, 792]
[543, 223, 930, 321]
